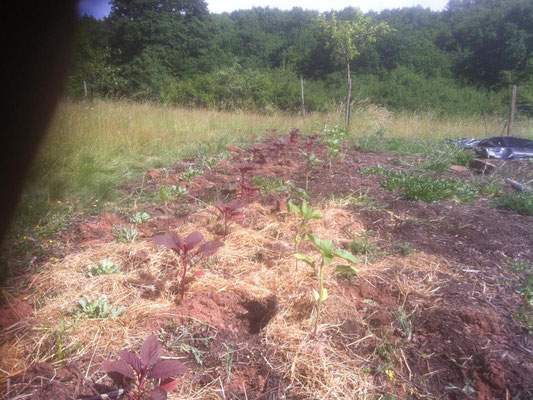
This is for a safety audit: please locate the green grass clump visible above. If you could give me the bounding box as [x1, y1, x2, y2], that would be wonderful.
[494, 192, 533, 216]
[251, 177, 286, 194]
[382, 172, 478, 203]
[359, 164, 393, 176]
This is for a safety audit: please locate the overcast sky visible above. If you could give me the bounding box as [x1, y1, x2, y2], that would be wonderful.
[78, 0, 448, 18]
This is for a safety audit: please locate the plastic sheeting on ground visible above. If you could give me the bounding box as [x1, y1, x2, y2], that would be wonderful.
[455, 136, 533, 159]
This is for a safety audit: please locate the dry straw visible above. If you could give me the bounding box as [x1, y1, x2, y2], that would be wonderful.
[1, 201, 452, 399]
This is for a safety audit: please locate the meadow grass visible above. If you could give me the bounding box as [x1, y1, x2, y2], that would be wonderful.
[14, 99, 533, 228]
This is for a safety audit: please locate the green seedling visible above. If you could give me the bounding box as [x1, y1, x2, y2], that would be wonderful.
[294, 233, 359, 335]
[130, 212, 150, 224]
[113, 224, 138, 243]
[288, 199, 321, 253]
[76, 295, 125, 319]
[299, 149, 323, 167]
[88, 259, 121, 276]
[180, 166, 204, 182]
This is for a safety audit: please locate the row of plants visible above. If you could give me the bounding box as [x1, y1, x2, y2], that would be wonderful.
[93, 129, 364, 398]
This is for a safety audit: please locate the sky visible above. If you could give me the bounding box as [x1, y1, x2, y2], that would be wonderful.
[78, 0, 448, 18]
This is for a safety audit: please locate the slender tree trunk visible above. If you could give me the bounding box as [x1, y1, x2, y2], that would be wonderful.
[83, 80, 88, 99]
[300, 76, 306, 118]
[345, 62, 352, 130]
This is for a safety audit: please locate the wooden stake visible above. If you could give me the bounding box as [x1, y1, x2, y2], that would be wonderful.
[507, 84, 517, 136]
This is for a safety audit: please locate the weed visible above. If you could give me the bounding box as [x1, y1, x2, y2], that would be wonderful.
[76, 295, 125, 319]
[102, 335, 186, 400]
[88, 259, 121, 276]
[515, 273, 533, 334]
[505, 260, 532, 273]
[180, 166, 204, 182]
[493, 192, 533, 216]
[251, 177, 286, 194]
[391, 241, 414, 256]
[382, 172, 478, 203]
[394, 307, 414, 341]
[359, 164, 392, 176]
[295, 233, 359, 334]
[113, 224, 138, 243]
[349, 232, 382, 262]
[164, 322, 216, 366]
[130, 211, 150, 224]
[153, 231, 223, 300]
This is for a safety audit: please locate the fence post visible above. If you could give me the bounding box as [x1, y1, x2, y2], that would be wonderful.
[507, 84, 517, 136]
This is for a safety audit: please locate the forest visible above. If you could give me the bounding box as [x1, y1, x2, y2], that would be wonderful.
[71, 0, 533, 115]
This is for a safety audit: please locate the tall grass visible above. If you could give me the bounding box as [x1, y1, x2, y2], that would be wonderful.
[15, 99, 532, 225]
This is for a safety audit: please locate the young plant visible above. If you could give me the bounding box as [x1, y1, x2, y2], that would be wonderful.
[131, 212, 150, 225]
[153, 232, 223, 300]
[288, 198, 321, 252]
[294, 233, 359, 335]
[113, 224, 138, 243]
[180, 166, 204, 182]
[246, 145, 267, 164]
[288, 128, 301, 145]
[76, 295, 125, 319]
[102, 334, 186, 400]
[323, 125, 348, 168]
[210, 201, 244, 236]
[88, 259, 121, 277]
[299, 149, 323, 168]
[234, 162, 259, 197]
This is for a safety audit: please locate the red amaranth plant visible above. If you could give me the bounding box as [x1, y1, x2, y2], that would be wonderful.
[246, 145, 267, 164]
[210, 201, 244, 236]
[102, 335, 185, 400]
[153, 232, 223, 300]
[234, 162, 259, 197]
[288, 128, 301, 145]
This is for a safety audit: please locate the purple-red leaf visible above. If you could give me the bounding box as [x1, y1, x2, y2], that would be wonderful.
[102, 359, 136, 381]
[153, 232, 183, 254]
[184, 232, 203, 251]
[197, 240, 223, 257]
[233, 214, 245, 221]
[140, 335, 161, 368]
[159, 378, 180, 393]
[149, 360, 186, 380]
[119, 350, 142, 375]
[147, 387, 167, 400]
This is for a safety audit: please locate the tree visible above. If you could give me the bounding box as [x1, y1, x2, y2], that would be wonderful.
[317, 12, 389, 129]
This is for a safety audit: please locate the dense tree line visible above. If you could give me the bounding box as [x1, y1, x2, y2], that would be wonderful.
[68, 0, 533, 115]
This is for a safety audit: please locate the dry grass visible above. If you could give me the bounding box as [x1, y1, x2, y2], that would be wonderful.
[1, 198, 454, 399]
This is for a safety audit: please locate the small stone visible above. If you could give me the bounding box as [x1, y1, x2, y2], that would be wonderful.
[450, 165, 469, 173]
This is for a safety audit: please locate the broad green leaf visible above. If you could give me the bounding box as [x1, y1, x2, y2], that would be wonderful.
[332, 248, 359, 264]
[301, 198, 308, 215]
[287, 200, 300, 213]
[294, 253, 315, 268]
[335, 264, 358, 276]
[313, 288, 328, 303]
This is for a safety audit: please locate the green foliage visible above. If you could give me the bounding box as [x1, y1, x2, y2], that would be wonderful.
[113, 224, 138, 243]
[382, 172, 478, 203]
[359, 164, 392, 175]
[515, 273, 533, 334]
[295, 233, 359, 334]
[250, 177, 286, 194]
[87, 259, 121, 277]
[494, 192, 533, 216]
[349, 232, 382, 262]
[158, 185, 188, 204]
[130, 211, 150, 224]
[180, 166, 204, 182]
[76, 295, 125, 319]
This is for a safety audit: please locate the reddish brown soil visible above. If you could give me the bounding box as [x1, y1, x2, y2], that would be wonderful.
[4, 133, 533, 399]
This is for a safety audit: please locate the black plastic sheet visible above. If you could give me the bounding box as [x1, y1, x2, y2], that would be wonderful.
[455, 136, 533, 159]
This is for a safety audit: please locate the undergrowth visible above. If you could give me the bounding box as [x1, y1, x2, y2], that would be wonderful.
[494, 192, 533, 216]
